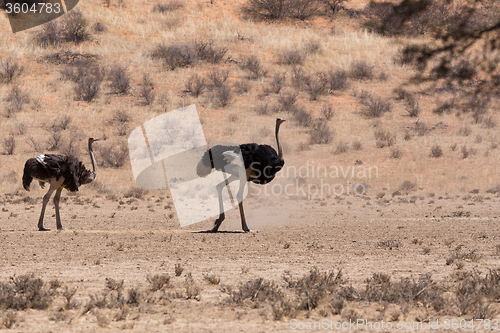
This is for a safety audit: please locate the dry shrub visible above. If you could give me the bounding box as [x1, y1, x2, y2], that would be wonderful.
[374, 129, 395, 148]
[108, 65, 130, 94]
[2, 134, 15, 155]
[34, 21, 61, 47]
[461, 145, 470, 159]
[324, 69, 348, 92]
[138, 73, 155, 105]
[352, 140, 362, 151]
[52, 115, 72, 131]
[303, 39, 321, 55]
[184, 74, 206, 97]
[358, 91, 391, 118]
[434, 98, 455, 114]
[321, 103, 334, 120]
[413, 120, 428, 136]
[60, 60, 105, 83]
[206, 69, 229, 89]
[123, 187, 148, 199]
[394, 87, 411, 100]
[240, 55, 267, 79]
[33, 9, 90, 47]
[431, 144, 443, 158]
[404, 93, 420, 117]
[234, 79, 251, 94]
[92, 22, 107, 33]
[243, 0, 316, 20]
[212, 83, 232, 108]
[264, 72, 286, 95]
[254, 102, 272, 115]
[305, 76, 325, 101]
[0, 58, 23, 83]
[147, 274, 171, 291]
[194, 40, 227, 64]
[97, 142, 128, 168]
[289, 0, 319, 19]
[61, 137, 80, 156]
[224, 277, 284, 305]
[486, 185, 500, 194]
[106, 278, 124, 291]
[4, 85, 29, 116]
[310, 119, 333, 144]
[457, 126, 471, 136]
[452, 59, 476, 81]
[151, 43, 196, 70]
[75, 74, 102, 102]
[399, 180, 416, 192]
[290, 66, 310, 89]
[184, 273, 202, 300]
[175, 264, 183, 277]
[278, 49, 304, 65]
[390, 147, 402, 158]
[334, 141, 348, 154]
[277, 91, 298, 111]
[349, 60, 373, 80]
[482, 116, 496, 129]
[293, 105, 313, 127]
[320, 0, 347, 15]
[203, 273, 221, 285]
[0, 273, 52, 310]
[283, 267, 344, 310]
[153, 1, 184, 13]
[46, 132, 62, 151]
[63, 9, 91, 44]
[465, 94, 489, 124]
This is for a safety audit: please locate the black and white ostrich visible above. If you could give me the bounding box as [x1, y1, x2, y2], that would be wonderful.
[196, 117, 286, 232]
[22, 138, 99, 231]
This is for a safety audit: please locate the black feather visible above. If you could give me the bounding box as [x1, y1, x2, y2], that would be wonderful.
[22, 154, 93, 192]
[201, 143, 284, 185]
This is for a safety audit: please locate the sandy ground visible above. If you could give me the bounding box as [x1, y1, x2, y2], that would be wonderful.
[1, 188, 500, 332]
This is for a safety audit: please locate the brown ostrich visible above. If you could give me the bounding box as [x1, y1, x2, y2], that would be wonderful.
[22, 138, 99, 231]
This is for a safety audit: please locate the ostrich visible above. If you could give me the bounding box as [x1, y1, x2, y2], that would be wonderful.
[22, 138, 99, 231]
[196, 117, 286, 232]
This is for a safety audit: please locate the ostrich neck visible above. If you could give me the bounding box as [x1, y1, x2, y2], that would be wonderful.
[275, 122, 283, 159]
[88, 141, 97, 174]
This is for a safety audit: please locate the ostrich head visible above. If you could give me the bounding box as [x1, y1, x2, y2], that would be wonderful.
[89, 137, 100, 144]
[276, 117, 286, 125]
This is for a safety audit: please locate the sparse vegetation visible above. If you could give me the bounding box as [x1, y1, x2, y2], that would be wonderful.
[358, 91, 391, 118]
[108, 65, 131, 94]
[151, 43, 196, 70]
[349, 60, 373, 80]
[309, 119, 333, 144]
[240, 55, 267, 79]
[374, 129, 395, 148]
[0, 58, 23, 83]
[431, 144, 443, 158]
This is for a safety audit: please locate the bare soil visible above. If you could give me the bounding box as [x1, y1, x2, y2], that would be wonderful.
[1, 190, 500, 332]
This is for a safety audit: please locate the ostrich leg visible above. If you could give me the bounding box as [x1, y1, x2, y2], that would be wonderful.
[210, 174, 238, 232]
[53, 187, 64, 230]
[235, 166, 252, 232]
[38, 178, 64, 231]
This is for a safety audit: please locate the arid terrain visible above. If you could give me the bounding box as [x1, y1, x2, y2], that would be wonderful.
[1, 0, 500, 331]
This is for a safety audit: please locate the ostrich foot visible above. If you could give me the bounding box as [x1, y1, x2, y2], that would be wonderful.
[243, 229, 258, 233]
[57, 227, 66, 231]
[38, 227, 50, 231]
